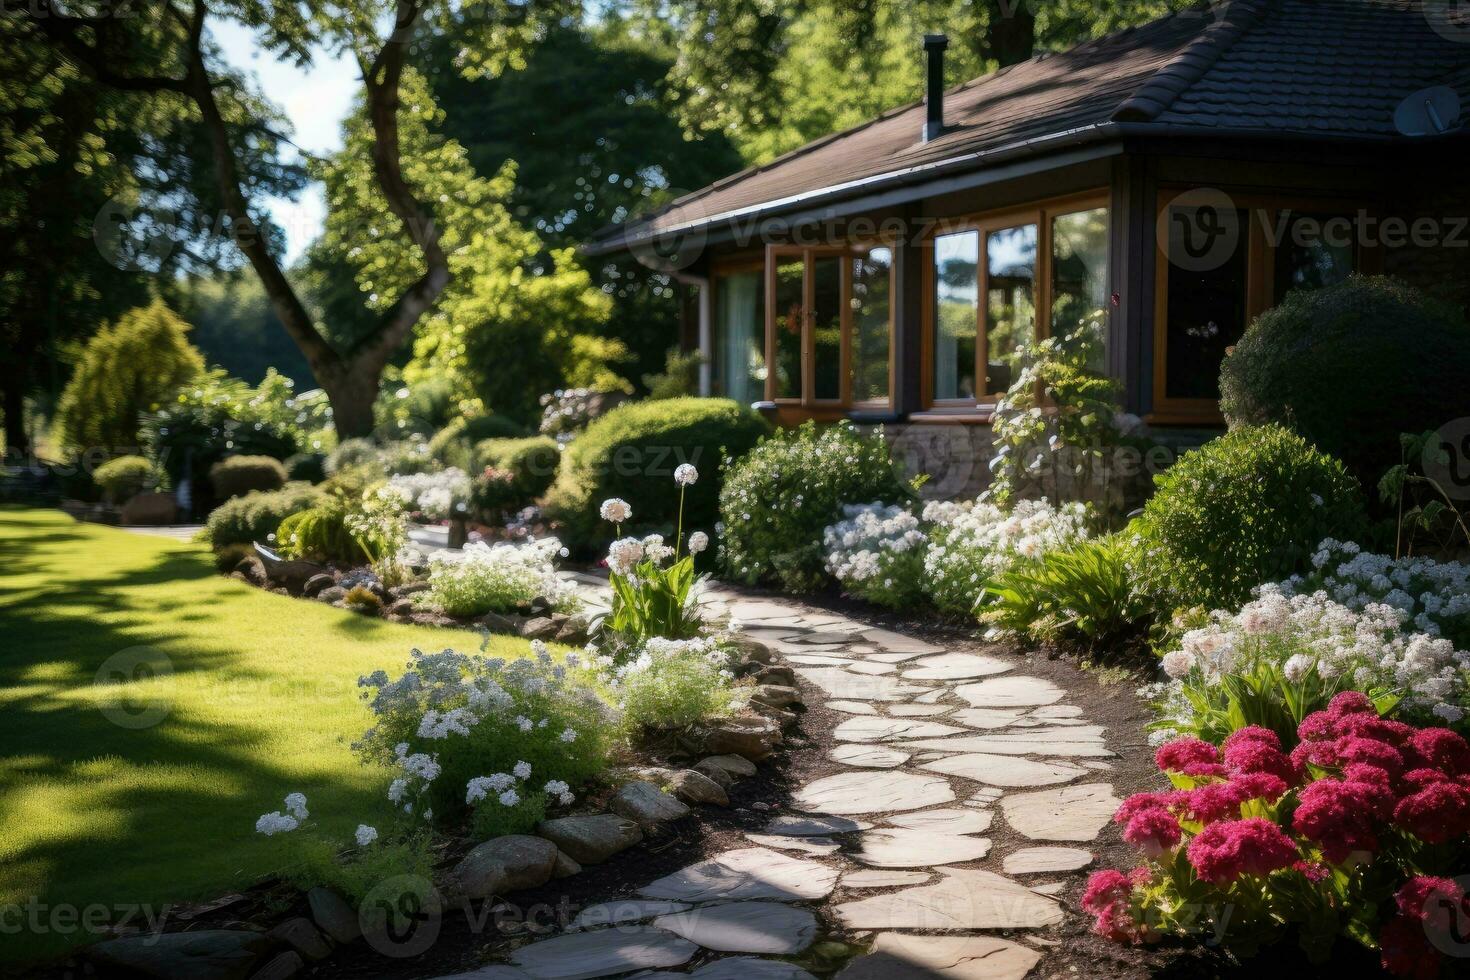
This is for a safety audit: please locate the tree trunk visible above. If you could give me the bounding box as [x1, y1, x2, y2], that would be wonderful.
[319, 367, 381, 440]
[986, 0, 1037, 66]
[2, 383, 28, 460]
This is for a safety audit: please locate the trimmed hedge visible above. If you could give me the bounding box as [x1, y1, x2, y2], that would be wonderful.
[475, 436, 560, 500]
[284, 452, 327, 484]
[1136, 424, 1365, 612]
[428, 414, 528, 470]
[277, 503, 360, 564]
[205, 483, 323, 552]
[92, 455, 160, 504]
[209, 455, 288, 500]
[1220, 275, 1470, 490]
[545, 397, 768, 549]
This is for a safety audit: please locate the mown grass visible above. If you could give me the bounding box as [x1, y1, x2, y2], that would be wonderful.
[0, 507, 526, 963]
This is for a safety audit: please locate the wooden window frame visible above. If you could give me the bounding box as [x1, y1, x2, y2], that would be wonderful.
[762, 240, 896, 409]
[920, 190, 1110, 412]
[1150, 189, 1379, 425]
[708, 256, 769, 403]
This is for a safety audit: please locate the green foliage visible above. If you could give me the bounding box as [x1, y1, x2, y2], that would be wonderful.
[166, 273, 314, 387]
[609, 555, 702, 646]
[373, 374, 461, 440]
[283, 834, 434, 906]
[427, 414, 528, 470]
[284, 453, 327, 484]
[720, 421, 909, 591]
[1220, 276, 1470, 493]
[475, 436, 560, 501]
[1136, 425, 1366, 612]
[983, 533, 1151, 653]
[618, 639, 740, 732]
[420, 539, 573, 618]
[344, 585, 383, 611]
[56, 300, 204, 452]
[276, 504, 360, 564]
[642, 347, 705, 401]
[326, 438, 382, 477]
[1379, 430, 1470, 558]
[546, 398, 768, 549]
[205, 484, 323, 552]
[208, 455, 287, 500]
[92, 455, 161, 505]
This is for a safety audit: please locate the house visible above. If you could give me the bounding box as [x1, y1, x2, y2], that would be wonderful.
[584, 0, 1470, 496]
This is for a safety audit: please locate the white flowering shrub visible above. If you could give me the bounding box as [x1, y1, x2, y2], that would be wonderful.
[606, 636, 743, 731]
[823, 503, 927, 609]
[355, 641, 619, 839]
[387, 467, 473, 522]
[922, 497, 1092, 616]
[1147, 588, 1470, 745]
[421, 537, 578, 617]
[1278, 539, 1470, 648]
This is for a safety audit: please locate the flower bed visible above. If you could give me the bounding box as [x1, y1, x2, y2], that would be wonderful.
[822, 502, 927, 609]
[420, 537, 579, 617]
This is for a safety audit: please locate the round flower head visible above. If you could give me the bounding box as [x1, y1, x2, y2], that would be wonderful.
[607, 537, 645, 576]
[355, 824, 379, 847]
[599, 498, 631, 524]
[673, 463, 698, 486]
[1393, 781, 1470, 844]
[1186, 818, 1298, 884]
[1408, 728, 1470, 777]
[1123, 808, 1182, 858]
[283, 793, 309, 821]
[1155, 737, 1220, 773]
[688, 531, 709, 554]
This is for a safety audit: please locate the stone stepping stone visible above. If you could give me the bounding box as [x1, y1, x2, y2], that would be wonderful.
[795, 772, 954, 815]
[860, 628, 944, 654]
[953, 676, 1065, 708]
[1030, 704, 1085, 719]
[1082, 760, 1113, 770]
[834, 868, 1063, 930]
[902, 653, 1013, 680]
[828, 701, 878, 715]
[1002, 847, 1094, 874]
[1030, 882, 1066, 895]
[862, 651, 927, 663]
[731, 602, 807, 622]
[883, 808, 993, 835]
[852, 829, 992, 867]
[949, 708, 1027, 729]
[786, 654, 855, 667]
[1001, 784, 1120, 842]
[842, 869, 932, 888]
[835, 933, 1041, 980]
[830, 744, 911, 768]
[793, 630, 861, 645]
[919, 753, 1087, 787]
[639, 847, 838, 902]
[886, 704, 953, 717]
[834, 717, 966, 742]
[744, 834, 842, 856]
[507, 925, 696, 979]
[895, 734, 1112, 758]
[843, 661, 898, 676]
[765, 815, 871, 836]
[969, 787, 1005, 805]
[913, 689, 950, 704]
[653, 902, 817, 955]
[650, 957, 819, 980]
[570, 900, 690, 930]
[795, 668, 929, 702]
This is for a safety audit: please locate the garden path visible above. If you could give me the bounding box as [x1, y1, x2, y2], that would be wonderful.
[440, 573, 1119, 980]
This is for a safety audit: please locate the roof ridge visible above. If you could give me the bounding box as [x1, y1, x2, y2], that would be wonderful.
[1111, 0, 1274, 123]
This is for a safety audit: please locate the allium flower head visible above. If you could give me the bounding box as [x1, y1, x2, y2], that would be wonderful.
[599, 498, 632, 524]
[674, 463, 698, 486]
[688, 531, 709, 554]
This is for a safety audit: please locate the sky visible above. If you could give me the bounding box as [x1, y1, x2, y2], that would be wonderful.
[211, 21, 359, 264]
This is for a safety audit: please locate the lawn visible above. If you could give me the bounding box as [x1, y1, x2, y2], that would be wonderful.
[0, 508, 526, 964]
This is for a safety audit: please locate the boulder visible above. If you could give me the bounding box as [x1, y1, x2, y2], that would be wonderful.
[693, 717, 782, 761]
[553, 851, 582, 878]
[390, 581, 431, 598]
[727, 636, 774, 665]
[610, 781, 691, 833]
[668, 770, 729, 807]
[301, 573, 336, 598]
[119, 491, 178, 526]
[249, 951, 304, 980]
[252, 545, 327, 594]
[386, 597, 416, 618]
[699, 754, 758, 779]
[692, 760, 734, 789]
[555, 615, 591, 645]
[521, 616, 560, 641]
[452, 835, 561, 899]
[307, 888, 360, 944]
[536, 814, 644, 864]
[266, 918, 331, 961]
[88, 930, 272, 980]
[754, 665, 797, 687]
[477, 611, 526, 635]
[234, 556, 269, 587]
[317, 586, 347, 604]
[752, 685, 802, 709]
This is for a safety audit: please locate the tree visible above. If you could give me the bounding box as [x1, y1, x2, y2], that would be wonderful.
[55, 299, 205, 452]
[164, 273, 315, 387]
[27, 0, 574, 437]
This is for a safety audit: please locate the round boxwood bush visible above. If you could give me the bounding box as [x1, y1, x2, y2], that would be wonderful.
[720, 420, 912, 592]
[284, 452, 327, 484]
[205, 483, 323, 553]
[277, 503, 360, 564]
[1220, 275, 1470, 490]
[92, 455, 161, 504]
[427, 414, 528, 470]
[476, 437, 560, 498]
[544, 397, 768, 549]
[1136, 424, 1365, 612]
[209, 455, 288, 500]
[325, 438, 381, 476]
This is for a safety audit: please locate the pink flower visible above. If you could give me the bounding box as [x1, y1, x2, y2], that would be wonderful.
[1293, 778, 1381, 863]
[1229, 771, 1288, 803]
[1335, 713, 1415, 747]
[1401, 768, 1451, 792]
[1290, 738, 1338, 773]
[1328, 690, 1376, 717]
[1380, 914, 1442, 980]
[1334, 736, 1406, 778]
[1113, 791, 1185, 825]
[1297, 710, 1337, 743]
[1180, 762, 1229, 779]
[1393, 781, 1470, 844]
[1224, 739, 1297, 784]
[1155, 738, 1220, 773]
[1396, 876, 1467, 928]
[1082, 869, 1145, 943]
[1408, 728, 1470, 777]
[1222, 725, 1281, 752]
[1181, 782, 1246, 825]
[1185, 818, 1299, 885]
[1342, 764, 1397, 817]
[1292, 859, 1329, 883]
[1123, 808, 1182, 858]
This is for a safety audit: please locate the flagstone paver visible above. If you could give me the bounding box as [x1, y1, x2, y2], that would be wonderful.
[1000, 784, 1122, 842]
[829, 744, 911, 768]
[834, 868, 1065, 930]
[794, 771, 955, 815]
[953, 676, 1066, 707]
[652, 902, 818, 955]
[506, 926, 696, 979]
[901, 653, 1013, 680]
[832, 717, 966, 742]
[851, 829, 992, 867]
[883, 808, 994, 835]
[1002, 847, 1095, 874]
[638, 848, 839, 902]
[835, 932, 1041, 980]
[919, 753, 1088, 787]
[841, 869, 933, 888]
[744, 833, 842, 855]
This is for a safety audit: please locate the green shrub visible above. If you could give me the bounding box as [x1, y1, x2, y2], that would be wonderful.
[92, 455, 161, 504]
[1136, 425, 1365, 611]
[277, 503, 360, 564]
[209, 455, 288, 500]
[56, 299, 204, 451]
[325, 438, 381, 476]
[545, 397, 768, 549]
[720, 421, 909, 591]
[284, 452, 327, 484]
[476, 437, 559, 498]
[376, 438, 436, 476]
[427, 414, 528, 470]
[618, 638, 741, 732]
[983, 533, 1151, 652]
[1220, 275, 1470, 490]
[206, 483, 323, 551]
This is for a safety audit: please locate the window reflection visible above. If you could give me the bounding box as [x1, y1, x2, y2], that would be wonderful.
[934, 231, 979, 400]
[712, 270, 766, 405]
[985, 223, 1037, 394]
[1051, 207, 1109, 370]
[772, 258, 804, 399]
[851, 247, 891, 403]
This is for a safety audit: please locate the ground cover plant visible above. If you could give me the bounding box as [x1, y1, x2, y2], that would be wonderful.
[823, 502, 928, 609]
[420, 537, 578, 617]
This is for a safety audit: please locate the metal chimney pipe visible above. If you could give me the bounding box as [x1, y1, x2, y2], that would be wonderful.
[924, 34, 949, 142]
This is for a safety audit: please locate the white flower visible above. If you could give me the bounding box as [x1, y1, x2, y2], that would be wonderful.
[607, 537, 645, 576]
[516, 715, 533, 732]
[1282, 654, 1314, 684]
[1160, 651, 1194, 679]
[387, 778, 408, 803]
[544, 779, 570, 796]
[560, 727, 578, 743]
[674, 463, 698, 486]
[1433, 703, 1465, 724]
[513, 760, 532, 780]
[355, 824, 379, 847]
[599, 498, 632, 524]
[688, 531, 710, 554]
[255, 812, 299, 836]
[283, 793, 309, 821]
[498, 789, 520, 807]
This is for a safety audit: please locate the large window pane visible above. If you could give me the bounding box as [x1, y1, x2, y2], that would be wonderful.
[811, 255, 842, 400]
[1274, 210, 1354, 299]
[934, 231, 979, 400]
[772, 257, 804, 399]
[1164, 206, 1248, 401]
[984, 223, 1037, 394]
[712, 270, 766, 404]
[1051, 207, 1110, 368]
[851, 247, 891, 403]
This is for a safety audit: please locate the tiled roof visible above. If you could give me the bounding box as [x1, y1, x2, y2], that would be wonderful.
[587, 0, 1470, 253]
